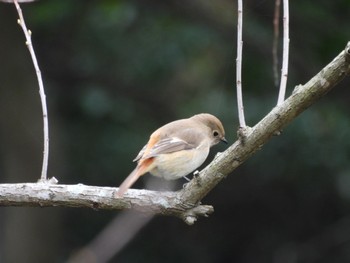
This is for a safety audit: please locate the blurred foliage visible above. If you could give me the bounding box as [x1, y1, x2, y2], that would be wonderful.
[0, 0, 350, 262]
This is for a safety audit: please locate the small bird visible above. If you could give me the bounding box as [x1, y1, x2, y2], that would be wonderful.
[116, 113, 227, 197]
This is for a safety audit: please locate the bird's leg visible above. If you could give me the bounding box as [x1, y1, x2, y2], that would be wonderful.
[183, 175, 191, 182]
[192, 170, 202, 186]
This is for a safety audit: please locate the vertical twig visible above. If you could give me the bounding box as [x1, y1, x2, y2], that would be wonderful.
[276, 0, 290, 106]
[236, 0, 246, 128]
[272, 0, 281, 89]
[13, 0, 49, 181]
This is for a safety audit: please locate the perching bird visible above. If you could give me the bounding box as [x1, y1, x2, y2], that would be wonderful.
[116, 113, 227, 197]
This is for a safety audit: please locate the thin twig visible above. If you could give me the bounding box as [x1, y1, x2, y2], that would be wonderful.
[276, 0, 290, 105]
[13, 0, 49, 181]
[272, 0, 281, 88]
[236, 0, 246, 128]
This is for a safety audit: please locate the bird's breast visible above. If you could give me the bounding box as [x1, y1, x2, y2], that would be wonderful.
[149, 144, 210, 180]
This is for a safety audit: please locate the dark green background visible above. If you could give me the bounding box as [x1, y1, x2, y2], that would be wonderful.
[0, 0, 350, 262]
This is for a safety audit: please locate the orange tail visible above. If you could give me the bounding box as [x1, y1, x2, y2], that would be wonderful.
[116, 158, 154, 197]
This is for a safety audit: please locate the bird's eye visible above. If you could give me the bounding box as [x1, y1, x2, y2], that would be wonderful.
[213, 131, 219, 137]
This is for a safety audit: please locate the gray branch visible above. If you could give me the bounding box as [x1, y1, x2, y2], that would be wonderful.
[0, 182, 213, 225]
[0, 42, 349, 225]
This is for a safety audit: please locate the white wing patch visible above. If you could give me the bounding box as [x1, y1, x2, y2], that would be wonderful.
[133, 137, 195, 162]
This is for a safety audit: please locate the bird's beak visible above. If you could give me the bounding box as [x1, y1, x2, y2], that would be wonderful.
[221, 137, 228, 144]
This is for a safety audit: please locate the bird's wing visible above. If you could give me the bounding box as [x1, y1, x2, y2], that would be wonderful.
[133, 125, 207, 162]
[148, 137, 195, 156]
[133, 137, 196, 162]
[133, 144, 147, 162]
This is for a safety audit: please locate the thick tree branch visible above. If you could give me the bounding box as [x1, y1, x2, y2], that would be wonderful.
[0, 183, 213, 225]
[179, 41, 350, 205]
[0, 42, 349, 224]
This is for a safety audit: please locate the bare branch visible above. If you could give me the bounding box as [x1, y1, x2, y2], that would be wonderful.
[277, 0, 290, 105]
[12, 0, 50, 181]
[179, 42, 350, 205]
[272, 0, 281, 88]
[0, 183, 213, 225]
[236, 0, 246, 128]
[0, 43, 349, 224]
